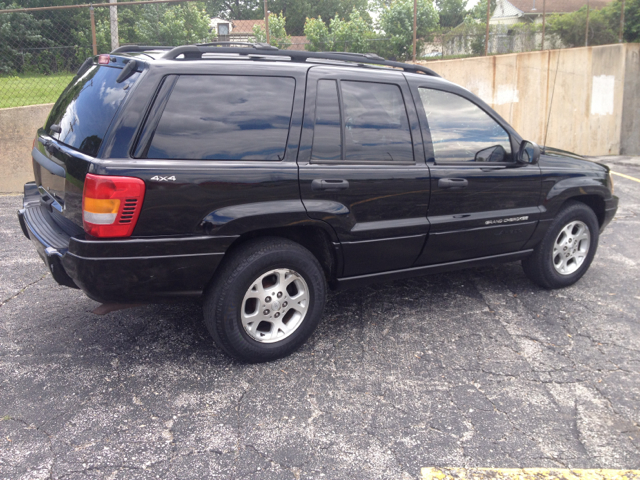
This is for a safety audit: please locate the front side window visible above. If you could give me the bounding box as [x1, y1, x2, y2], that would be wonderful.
[418, 88, 512, 163]
[146, 75, 295, 160]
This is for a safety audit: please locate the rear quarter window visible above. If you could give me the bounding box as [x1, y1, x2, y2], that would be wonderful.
[46, 65, 139, 157]
[144, 75, 296, 161]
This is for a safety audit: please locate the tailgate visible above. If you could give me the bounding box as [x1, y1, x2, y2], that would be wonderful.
[34, 59, 140, 227]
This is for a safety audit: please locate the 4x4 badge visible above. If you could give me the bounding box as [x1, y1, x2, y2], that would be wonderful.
[150, 175, 176, 182]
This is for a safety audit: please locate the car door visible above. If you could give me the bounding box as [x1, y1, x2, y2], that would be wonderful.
[407, 78, 542, 266]
[297, 66, 431, 277]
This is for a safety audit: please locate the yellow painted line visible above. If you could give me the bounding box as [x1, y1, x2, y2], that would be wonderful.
[422, 468, 640, 480]
[611, 171, 640, 183]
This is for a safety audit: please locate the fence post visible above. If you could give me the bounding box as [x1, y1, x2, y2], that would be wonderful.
[90, 5, 97, 55]
[412, 0, 417, 62]
[110, 0, 119, 51]
[264, 0, 270, 44]
[484, 0, 491, 55]
[585, 0, 590, 46]
[619, 0, 625, 42]
[541, 0, 546, 50]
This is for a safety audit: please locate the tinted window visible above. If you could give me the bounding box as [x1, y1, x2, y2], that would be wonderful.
[341, 81, 413, 162]
[146, 75, 295, 160]
[46, 65, 138, 157]
[418, 88, 511, 163]
[311, 80, 341, 161]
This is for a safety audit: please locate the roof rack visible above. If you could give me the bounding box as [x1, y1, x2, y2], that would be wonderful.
[157, 44, 440, 77]
[110, 45, 175, 54]
[195, 41, 279, 50]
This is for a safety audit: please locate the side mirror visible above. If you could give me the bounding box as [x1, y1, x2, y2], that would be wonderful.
[517, 140, 540, 165]
[475, 145, 506, 162]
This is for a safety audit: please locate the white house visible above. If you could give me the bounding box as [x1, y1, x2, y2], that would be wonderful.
[490, 0, 615, 25]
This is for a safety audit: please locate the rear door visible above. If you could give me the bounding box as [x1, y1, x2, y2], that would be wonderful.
[298, 66, 430, 277]
[407, 80, 542, 265]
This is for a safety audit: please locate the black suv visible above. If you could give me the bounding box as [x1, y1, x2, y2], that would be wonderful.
[18, 44, 618, 362]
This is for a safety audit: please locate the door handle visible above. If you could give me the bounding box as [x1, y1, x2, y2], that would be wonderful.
[438, 178, 468, 189]
[311, 179, 350, 191]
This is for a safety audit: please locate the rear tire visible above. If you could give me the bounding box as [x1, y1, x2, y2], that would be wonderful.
[203, 237, 327, 363]
[522, 201, 599, 289]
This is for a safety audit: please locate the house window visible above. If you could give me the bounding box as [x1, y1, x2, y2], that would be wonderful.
[218, 23, 229, 36]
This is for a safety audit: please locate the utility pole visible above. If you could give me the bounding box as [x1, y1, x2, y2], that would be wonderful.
[619, 0, 626, 42]
[484, 0, 491, 56]
[541, 0, 547, 50]
[90, 5, 97, 55]
[585, 0, 590, 47]
[412, 0, 417, 62]
[264, 0, 270, 44]
[109, 0, 119, 51]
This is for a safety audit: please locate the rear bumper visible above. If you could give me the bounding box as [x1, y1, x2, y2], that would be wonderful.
[19, 182, 235, 303]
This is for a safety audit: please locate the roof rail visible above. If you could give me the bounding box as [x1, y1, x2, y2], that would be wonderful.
[110, 45, 174, 54]
[159, 44, 441, 77]
[195, 41, 279, 50]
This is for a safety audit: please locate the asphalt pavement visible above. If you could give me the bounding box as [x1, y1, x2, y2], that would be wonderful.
[1, 157, 639, 479]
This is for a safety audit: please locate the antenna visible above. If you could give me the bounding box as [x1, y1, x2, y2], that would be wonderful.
[544, 50, 561, 148]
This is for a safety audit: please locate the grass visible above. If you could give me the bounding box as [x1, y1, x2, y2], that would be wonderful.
[0, 73, 74, 109]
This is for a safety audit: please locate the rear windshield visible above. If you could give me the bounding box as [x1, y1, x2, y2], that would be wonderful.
[45, 65, 138, 157]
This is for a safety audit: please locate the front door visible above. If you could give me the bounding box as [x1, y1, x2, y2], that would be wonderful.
[297, 67, 431, 277]
[408, 81, 542, 265]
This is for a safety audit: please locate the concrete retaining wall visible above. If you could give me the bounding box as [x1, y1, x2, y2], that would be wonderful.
[419, 43, 640, 156]
[0, 104, 53, 194]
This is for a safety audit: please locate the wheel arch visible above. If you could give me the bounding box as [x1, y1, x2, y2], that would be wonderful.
[219, 225, 341, 286]
[561, 194, 606, 227]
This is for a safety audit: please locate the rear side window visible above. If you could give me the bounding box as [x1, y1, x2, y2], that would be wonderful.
[418, 88, 512, 163]
[46, 65, 139, 157]
[311, 80, 341, 161]
[145, 75, 295, 160]
[341, 81, 413, 163]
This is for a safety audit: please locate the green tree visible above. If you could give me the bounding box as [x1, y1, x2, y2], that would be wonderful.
[0, 3, 54, 74]
[203, 0, 263, 20]
[465, 0, 497, 22]
[378, 0, 439, 60]
[304, 9, 377, 52]
[436, 0, 466, 28]
[261, 0, 370, 35]
[134, 2, 212, 46]
[624, 0, 640, 41]
[253, 12, 292, 49]
[547, 5, 618, 47]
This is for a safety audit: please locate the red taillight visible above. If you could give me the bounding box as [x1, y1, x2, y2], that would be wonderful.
[98, 54, 111, 65]
[82, 174, 145, 238]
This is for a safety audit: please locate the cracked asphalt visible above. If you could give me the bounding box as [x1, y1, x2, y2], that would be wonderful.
[1, 157, 639, 480]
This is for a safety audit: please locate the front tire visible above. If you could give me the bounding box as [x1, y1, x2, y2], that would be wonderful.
[203, 237, 327, 363]
[522, 201, 599, 289]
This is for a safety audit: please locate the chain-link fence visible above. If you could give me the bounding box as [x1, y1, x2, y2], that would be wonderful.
[0, 0, 633, 109]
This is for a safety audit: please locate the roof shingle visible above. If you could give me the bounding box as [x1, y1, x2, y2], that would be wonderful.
[507, 0, 614, 14]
